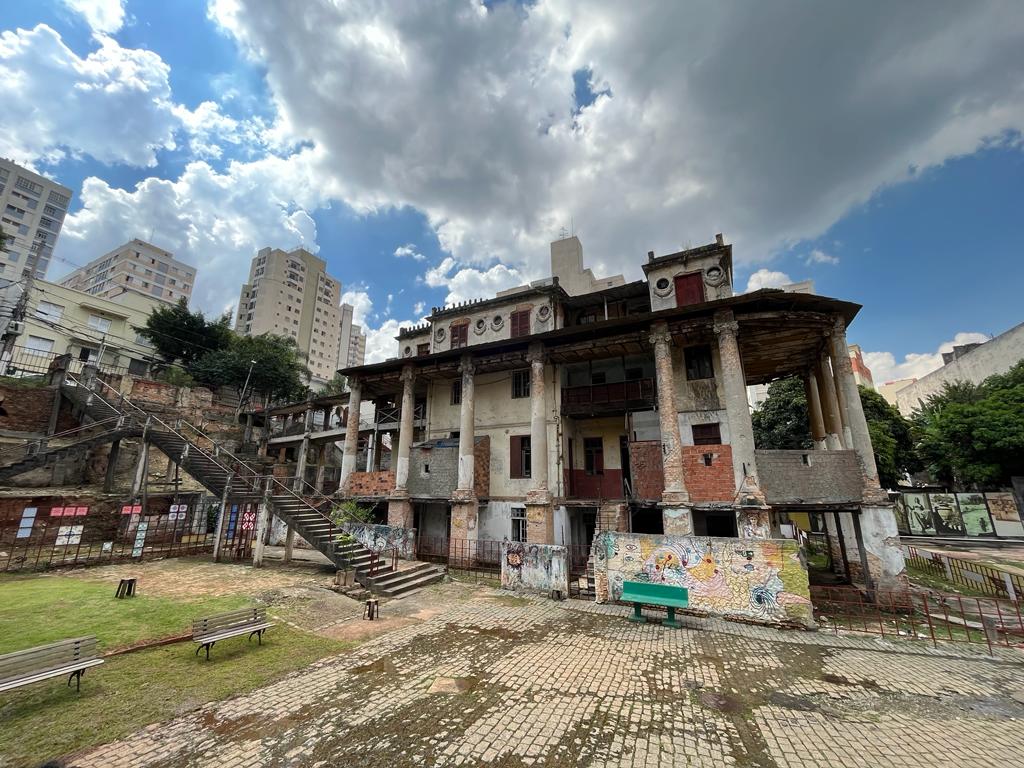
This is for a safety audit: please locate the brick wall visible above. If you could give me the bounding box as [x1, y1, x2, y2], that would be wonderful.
[629, 441, 664, 501]
[347, 470, 395, 497]
[757, 449, 863, 504]
[474, 435, 490, 498]
[682, 444, 735, 502]
[0, 384, 56, 434]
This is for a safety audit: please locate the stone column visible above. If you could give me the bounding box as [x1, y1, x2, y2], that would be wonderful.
[714, 311, 768, 537]
[338, 377, 362, 492]
[525, 343, 554, 543]
[816, 352, 844, 450]
[649, 322, 691, 536]
[293, 399, 314, 493]
[804, 369, 827, 450]
[829, 345, 855, 449]
[314, 444, 327, 493]
[829, 318, 882, 494]
[450, 355, 479, 560]
[387, 365, 416, 528]
[252, 479, 272, 568]
[104, 439, 121, 493]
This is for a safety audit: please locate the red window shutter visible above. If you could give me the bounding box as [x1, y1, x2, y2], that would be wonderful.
[511, 309, 530, 338]
[674, 273, 705, 307]
[510, 436, 522, 478]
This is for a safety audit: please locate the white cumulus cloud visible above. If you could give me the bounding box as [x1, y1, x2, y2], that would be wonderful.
[806, 248, 840, 266]
[744, 269, 793, 293]
[863, 332, 992, 384]
[62, 0, 126, 35]
[393, 244, 426, 261]
[340, 289, 373, 326]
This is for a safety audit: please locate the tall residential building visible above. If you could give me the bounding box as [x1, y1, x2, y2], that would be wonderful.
[235, 246, 343, 384]
[0, 158, 73, 280]
[847, 344, 874, 390]
[338, 302, 367, 369]
[58, 239, 197, 306]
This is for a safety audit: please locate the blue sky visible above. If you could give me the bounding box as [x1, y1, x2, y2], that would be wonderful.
[2, 1, 1023, 375]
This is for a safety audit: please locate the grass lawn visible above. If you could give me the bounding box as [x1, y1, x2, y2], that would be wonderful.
[0, 571, 351, 766]
[0, 573, 252, 654]
[904, 563, 993, 599]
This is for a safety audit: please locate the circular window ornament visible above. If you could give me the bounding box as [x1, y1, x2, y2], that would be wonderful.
[435, 326, 446, 341]
[491, 314, 504, 331]
[403, 345, 413, 357]
[704, 265, 726, 287]
[537, 305, 552, 322]
[473, 318, 487, 335]
[653, 276, 673, 297]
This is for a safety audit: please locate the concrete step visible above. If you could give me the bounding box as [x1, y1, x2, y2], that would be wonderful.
[375, 567, 445, 597]
[365, 562, 436, 589]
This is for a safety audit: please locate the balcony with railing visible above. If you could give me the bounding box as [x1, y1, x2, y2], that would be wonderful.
[561, 378, 655, 417]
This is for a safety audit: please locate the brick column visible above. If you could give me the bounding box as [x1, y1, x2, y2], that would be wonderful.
[815, 352, 844, 450]
[525, 343, 554, 543]
[450, 355, 479, 559]
[714, 311, 768, 538]
[649, 322, 691, 536]
[804, 369, 827, 450]
[339, 377, 362, 492]
[387, 365, 416, 528]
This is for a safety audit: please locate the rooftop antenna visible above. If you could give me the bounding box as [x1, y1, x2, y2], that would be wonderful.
[570, 216, 574, 237]
[558, 226, 569, 240]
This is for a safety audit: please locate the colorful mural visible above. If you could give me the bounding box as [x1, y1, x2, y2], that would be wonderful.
[501, 541, 569, 596]
[956, 493, 995, 537]
[593, 532, 813, 627]
[341, 522, 416, 558]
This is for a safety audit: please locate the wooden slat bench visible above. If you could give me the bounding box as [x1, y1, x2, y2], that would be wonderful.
[193, 607, 274, 661]
[0, 636, 104, 693]
[620, 581, 689, 629]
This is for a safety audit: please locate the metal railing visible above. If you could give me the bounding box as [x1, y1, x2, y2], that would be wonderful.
[811, 584, 1024, 655]
[64, 373, 364, 540]
[905, 545, 1024, 601]
[0, 416, 124, 461]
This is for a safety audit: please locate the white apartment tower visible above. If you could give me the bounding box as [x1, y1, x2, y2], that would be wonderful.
[236, 247, 343, 385]
[59, 239, 197, 306]
[0, 158, 73, 280]
[338, 302, 367, 369]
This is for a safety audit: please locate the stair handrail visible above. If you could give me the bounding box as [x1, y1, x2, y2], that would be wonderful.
[64, 373, 363, 535]
[0, 416, 124, 460]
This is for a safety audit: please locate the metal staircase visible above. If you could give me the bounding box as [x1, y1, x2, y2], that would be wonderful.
[55, 374, 449, 593]
[0, 421, 140, 483]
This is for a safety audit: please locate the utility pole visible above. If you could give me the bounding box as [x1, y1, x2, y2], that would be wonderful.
[0, 239, 44, 373]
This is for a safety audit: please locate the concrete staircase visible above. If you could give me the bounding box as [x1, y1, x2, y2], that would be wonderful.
[58, 376, 444, 596]
[0, 426, 141, 483]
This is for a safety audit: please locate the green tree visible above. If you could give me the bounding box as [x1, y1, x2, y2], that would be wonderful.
[912, 362, 1024, 487]
[319, 373, 348, 396]
[190, 333, 310, 407]
[752, 377, 812, 450]
[133, 298, 233, 368]
[752, 376, 919, 488]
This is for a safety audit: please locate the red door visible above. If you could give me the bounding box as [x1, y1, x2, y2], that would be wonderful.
[674, 272, 705, 307]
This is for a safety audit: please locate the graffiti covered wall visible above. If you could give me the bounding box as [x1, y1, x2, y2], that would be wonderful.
[501, 541, 569, 596]
[341, 522, 416, 558]
[593, 531, 813, 627]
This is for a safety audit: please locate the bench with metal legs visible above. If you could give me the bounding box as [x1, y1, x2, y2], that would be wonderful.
[620, 581, 690, 629]
[192, 607, 275, 661]
[0, 637, 104, 694]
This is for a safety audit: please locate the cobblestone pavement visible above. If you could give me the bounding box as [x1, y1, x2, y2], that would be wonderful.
[70, 584, 1024, 768]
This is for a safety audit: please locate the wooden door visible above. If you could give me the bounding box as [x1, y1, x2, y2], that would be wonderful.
[674, 272, 705, 307]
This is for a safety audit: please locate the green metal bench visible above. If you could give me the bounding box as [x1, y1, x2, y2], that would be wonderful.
[620, 581, 689, 629]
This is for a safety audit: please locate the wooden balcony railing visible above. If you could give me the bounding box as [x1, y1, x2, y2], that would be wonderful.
[561, 378, 656, 416]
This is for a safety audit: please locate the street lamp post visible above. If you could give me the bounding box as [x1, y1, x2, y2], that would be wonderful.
[236, 359, 258, 418]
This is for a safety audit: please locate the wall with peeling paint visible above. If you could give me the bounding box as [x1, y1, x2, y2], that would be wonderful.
[501, 541, 569, 596]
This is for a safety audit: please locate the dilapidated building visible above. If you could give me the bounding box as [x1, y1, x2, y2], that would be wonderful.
[327, 234, 906, 590]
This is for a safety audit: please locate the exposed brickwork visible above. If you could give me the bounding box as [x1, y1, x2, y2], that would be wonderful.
[348, 470, 396, 497]
[405, 437, 490, 499]
[473, 435, 490, 498]
[757, 449, 863, 505]
[0, 384, 57, 434]
[681, 444, 735, 502]
[629, 440, 664, 501]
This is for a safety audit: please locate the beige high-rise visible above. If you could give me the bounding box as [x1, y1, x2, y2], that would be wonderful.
[235, 247, 342, 385]
[338, 302, 366, 369]
[0, 158, 73, 280]
[59, 239, 196, 306]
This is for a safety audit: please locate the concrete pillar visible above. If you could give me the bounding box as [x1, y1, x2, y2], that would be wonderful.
[243, 412, 254, 444]
[713, 311, 762, 502]
[649, 322, 691, 536]
[525, 343, 554, 543]
[213, 472, 233, 562]
[451, 356, 479, 554]
[387, 365, 416, 528]
[104, 439, 121, 493]
[339, 377, 362, 492]
[816, 352, 844, 450]
[829, 318, 883, 496]
[830, 345, 855, 449]
[293, 400, 314, 493]
[252, 480, 272, 567]
[314, 444, 327, 493]
[804, 370, 827, 450]
[282, 526, 296, 564]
